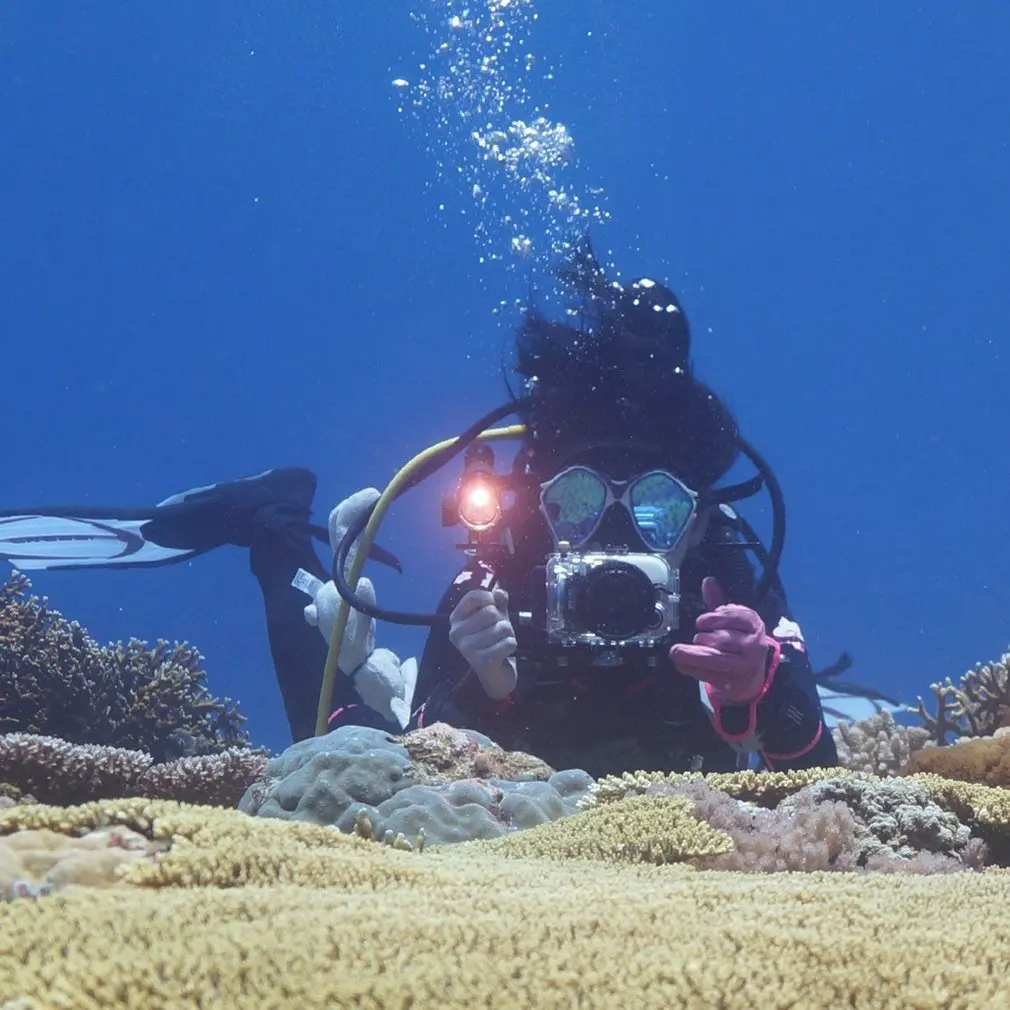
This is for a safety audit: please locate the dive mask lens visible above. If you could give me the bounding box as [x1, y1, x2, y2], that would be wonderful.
[540, 467, 608, 546]
[629, 472, 697, 551]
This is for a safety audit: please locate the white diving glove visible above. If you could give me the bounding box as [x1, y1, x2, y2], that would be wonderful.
[292, 487, 418, 731]
[448, 587, 518, 700]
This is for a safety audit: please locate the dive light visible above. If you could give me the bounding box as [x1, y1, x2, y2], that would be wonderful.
[443, 443, 505, 534]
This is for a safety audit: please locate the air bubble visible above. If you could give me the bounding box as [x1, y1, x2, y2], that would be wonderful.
[395, 0, 610, 275]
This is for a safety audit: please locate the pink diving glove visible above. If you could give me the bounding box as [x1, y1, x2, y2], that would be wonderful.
[669, 577, 773, 705]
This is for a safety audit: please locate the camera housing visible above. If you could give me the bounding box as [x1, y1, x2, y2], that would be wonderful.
[543, 546, 680, 649]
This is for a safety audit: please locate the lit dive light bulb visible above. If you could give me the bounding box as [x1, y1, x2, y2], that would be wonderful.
[458, 477, 501, 531]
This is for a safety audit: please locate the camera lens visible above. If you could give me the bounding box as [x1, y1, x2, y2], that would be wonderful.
[570, 560, 656, 640]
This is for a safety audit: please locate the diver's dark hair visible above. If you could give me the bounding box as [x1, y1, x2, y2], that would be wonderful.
[511, 243, 740, 488]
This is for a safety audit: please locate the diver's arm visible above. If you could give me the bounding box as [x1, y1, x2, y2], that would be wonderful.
[757, 638, 837, 770]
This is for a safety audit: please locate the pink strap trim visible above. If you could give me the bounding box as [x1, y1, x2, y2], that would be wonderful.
[761, 719, 824, 768]
[327, 703, 359, 728]
[623, 674, 656, 698]
[706, 637, 782, 743]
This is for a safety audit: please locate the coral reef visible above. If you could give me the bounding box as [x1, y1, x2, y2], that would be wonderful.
[239, 723, 594, 845]
[583, 765, 842, 810]
[578, 764, 1010, 872]
[0, 799, 420, 894]
[401, 721, 555, 784]
[912, 648, 1010, 744]
[474, 793, 734, 864]
[627, 776, 983, 873]
[904, 730, 1010, 788]
[0, 572, 249, 759]
[1, 822, 162, 900]
[236, 728, 1010, 873]
[0, 733, 266, 807]
[832, 709, 931, 775]
[669, 778, 864, 872]
[2, 796, 1010, 1006]
[778, 775, 987, 869]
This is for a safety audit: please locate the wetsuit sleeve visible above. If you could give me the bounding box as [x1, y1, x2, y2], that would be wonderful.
[705, 580, 838, 770]
[410, 564, 502, 730]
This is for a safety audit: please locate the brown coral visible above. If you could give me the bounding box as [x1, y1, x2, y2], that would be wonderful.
[0, 733, 267, 807]
[1, 823, 158, 900]
[401, 722, 555, 785]
[585, 765, 848, 809]
[903, 731, 1010, 787]
[474, 794, 733, 864]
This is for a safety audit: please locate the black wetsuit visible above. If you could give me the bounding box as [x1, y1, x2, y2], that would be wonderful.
[402, 510, 838, 778]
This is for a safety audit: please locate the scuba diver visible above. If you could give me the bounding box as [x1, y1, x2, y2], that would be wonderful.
[0, 246, 891, 774]
[366, 248, 842, 776]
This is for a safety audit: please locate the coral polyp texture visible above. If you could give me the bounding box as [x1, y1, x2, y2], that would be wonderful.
[832, 709, 932, 775]
[3, 785, 1010, 1007]
[904, 730, 1010, 788]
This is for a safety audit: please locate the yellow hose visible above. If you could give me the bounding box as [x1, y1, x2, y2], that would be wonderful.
[315, 424, 527, 736]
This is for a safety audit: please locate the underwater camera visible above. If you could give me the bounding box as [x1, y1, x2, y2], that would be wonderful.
[542, 547, 679, 651]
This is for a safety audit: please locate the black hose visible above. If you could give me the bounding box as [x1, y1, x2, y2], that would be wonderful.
[734, 436, 786, 605]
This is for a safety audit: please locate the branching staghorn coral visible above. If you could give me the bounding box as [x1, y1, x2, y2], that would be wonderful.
[0, 571, 249, 760]
[912, 649, 1010, 744]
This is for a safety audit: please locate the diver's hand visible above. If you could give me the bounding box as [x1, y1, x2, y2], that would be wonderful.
[300, 574, 375, 675]
[669, 577, 771, 704]
[449, 588, 518, 700]
[298, 573, 417, 729]
[329, 487, 382, 573]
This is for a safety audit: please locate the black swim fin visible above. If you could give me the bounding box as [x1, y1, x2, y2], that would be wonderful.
[0, 467, 402, 574]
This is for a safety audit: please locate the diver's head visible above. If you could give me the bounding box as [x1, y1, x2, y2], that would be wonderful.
[512, 242, 740, 493]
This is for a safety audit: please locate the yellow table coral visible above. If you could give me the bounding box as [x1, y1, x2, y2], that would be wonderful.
[1, 786, 1009, 1007]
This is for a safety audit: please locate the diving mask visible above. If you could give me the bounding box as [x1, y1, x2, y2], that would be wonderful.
[539, 466, 699, 556]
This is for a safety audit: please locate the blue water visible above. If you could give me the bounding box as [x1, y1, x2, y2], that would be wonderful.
[2, 2, 1008, 752]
